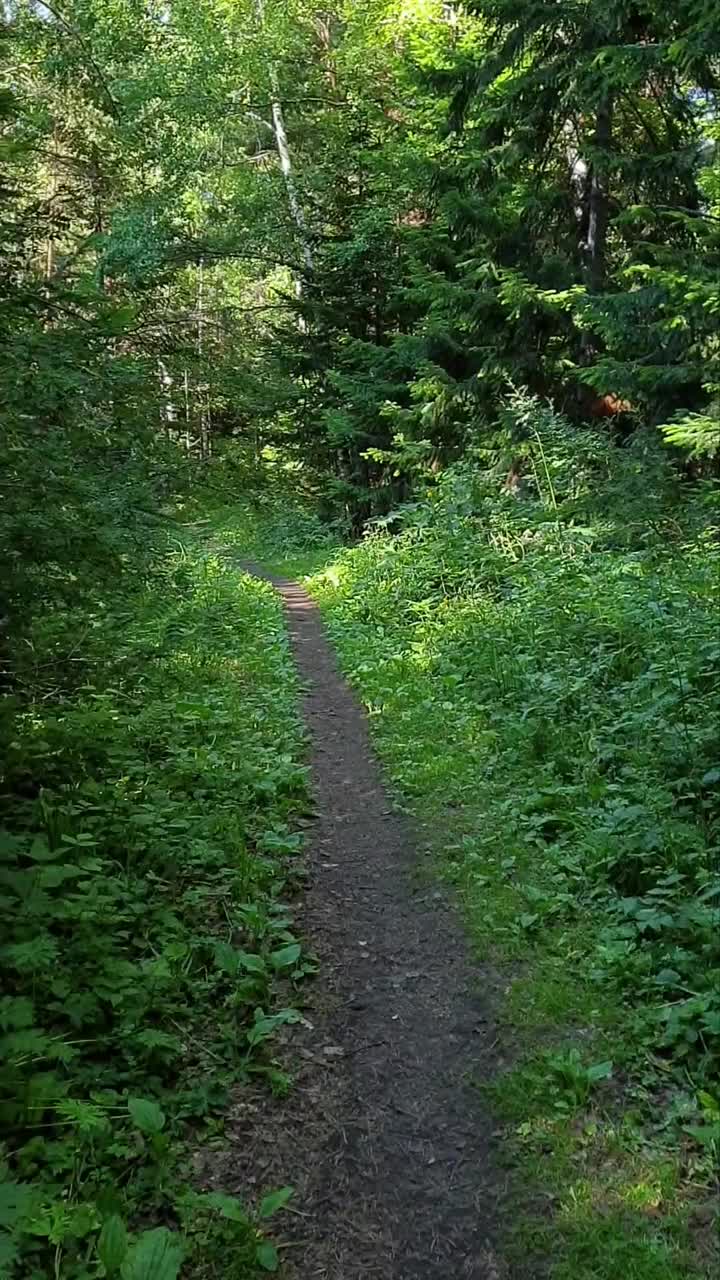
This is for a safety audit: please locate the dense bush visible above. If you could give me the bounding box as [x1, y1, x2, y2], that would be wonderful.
[0, 436, 309, 1278]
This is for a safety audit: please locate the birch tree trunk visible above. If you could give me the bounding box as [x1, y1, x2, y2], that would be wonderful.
[197, 257, 211, 458]
[585, 97, 613, 294]
[45, 124, 59, 280]
[256, 0, 314, 277]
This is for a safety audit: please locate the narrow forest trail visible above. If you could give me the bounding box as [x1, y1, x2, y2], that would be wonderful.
[211, 567, 508, 1279]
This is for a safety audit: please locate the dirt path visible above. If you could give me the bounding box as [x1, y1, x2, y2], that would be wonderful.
[212, 569, 506, 1278]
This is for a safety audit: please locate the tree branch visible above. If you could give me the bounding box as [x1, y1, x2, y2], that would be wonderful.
[33, 1, 121, 120]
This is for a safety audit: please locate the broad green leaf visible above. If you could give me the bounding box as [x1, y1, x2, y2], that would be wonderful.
[214, 943, 266, 976]
[255, 1241, 279, 1272]
[258, 1187, 293, 1220]
[26, 838, 61, 863]
[127, 1097, 165, 1136]
[98, 1215, 128, 1274]
[120, 1227, 184, 1280]
[237, 951, 268, 975]
[655, 969, 681, 987]
[586, 1061, 613, 1084]
[37, 864, 83, 888]
[269, 944, 301, 970]
[213, 942, 241, 975]
[202, 1192, 249, 1224]
[518, 913, 539, 930]
[246, 1009, 302, 1047]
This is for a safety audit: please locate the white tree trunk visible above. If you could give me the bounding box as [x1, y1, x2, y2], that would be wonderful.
[256, 0, 314, 276]
[197, 257, 211, 458]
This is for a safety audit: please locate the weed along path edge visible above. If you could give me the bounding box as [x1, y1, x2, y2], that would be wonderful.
[231, 565, 506, 1279]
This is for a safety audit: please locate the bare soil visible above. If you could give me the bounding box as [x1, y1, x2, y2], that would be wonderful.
[200, 569, 508, 1278]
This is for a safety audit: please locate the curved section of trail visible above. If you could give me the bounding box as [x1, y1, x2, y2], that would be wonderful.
[223, 567, 505, 1278]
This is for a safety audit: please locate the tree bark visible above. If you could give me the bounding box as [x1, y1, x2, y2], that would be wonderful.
[197, 257, 211, 458]
[255, 0, 314, 276]
[585, 96, 613, 293]
[314, 12, 337, 92]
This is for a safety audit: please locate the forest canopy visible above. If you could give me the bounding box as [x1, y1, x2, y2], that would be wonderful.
[2, 1, 719, 518]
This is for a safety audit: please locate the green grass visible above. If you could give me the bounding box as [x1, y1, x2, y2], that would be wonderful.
[1, 508, 310, 1277]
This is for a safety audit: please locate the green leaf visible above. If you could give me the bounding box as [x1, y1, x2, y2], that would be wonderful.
[98, 1215, 128, 1274]
[246, 1009, 302, 1048]
[654, 969, 681, 987]
[269, 944, 301, 970]
[37, 864, 83, 888]
[0, 1230, 19, 1269]
[26, 837, 62, 863]
[214, 943, 268, 976]
[0, 997, 35, 1031]
[237, 951, 268, 975]
[258, 1186, 293, 1220]
[213, 942, 242, 975]
[518, 913, 539, 931]
[255, 1241, 279, 1272]
[0, 1182, 34, 1229]
[3, 935, 59, 972]
[586, 1061, 613, 1084]
[120, 1227, 184, 1280]
[127, 1097, 165, 1135]
[202, 1192, 249, 1224]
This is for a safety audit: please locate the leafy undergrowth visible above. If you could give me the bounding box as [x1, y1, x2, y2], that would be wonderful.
[203, 497, 340, 583]
[220, 417, 720, 1277]
[1, 449, 310, 1278]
